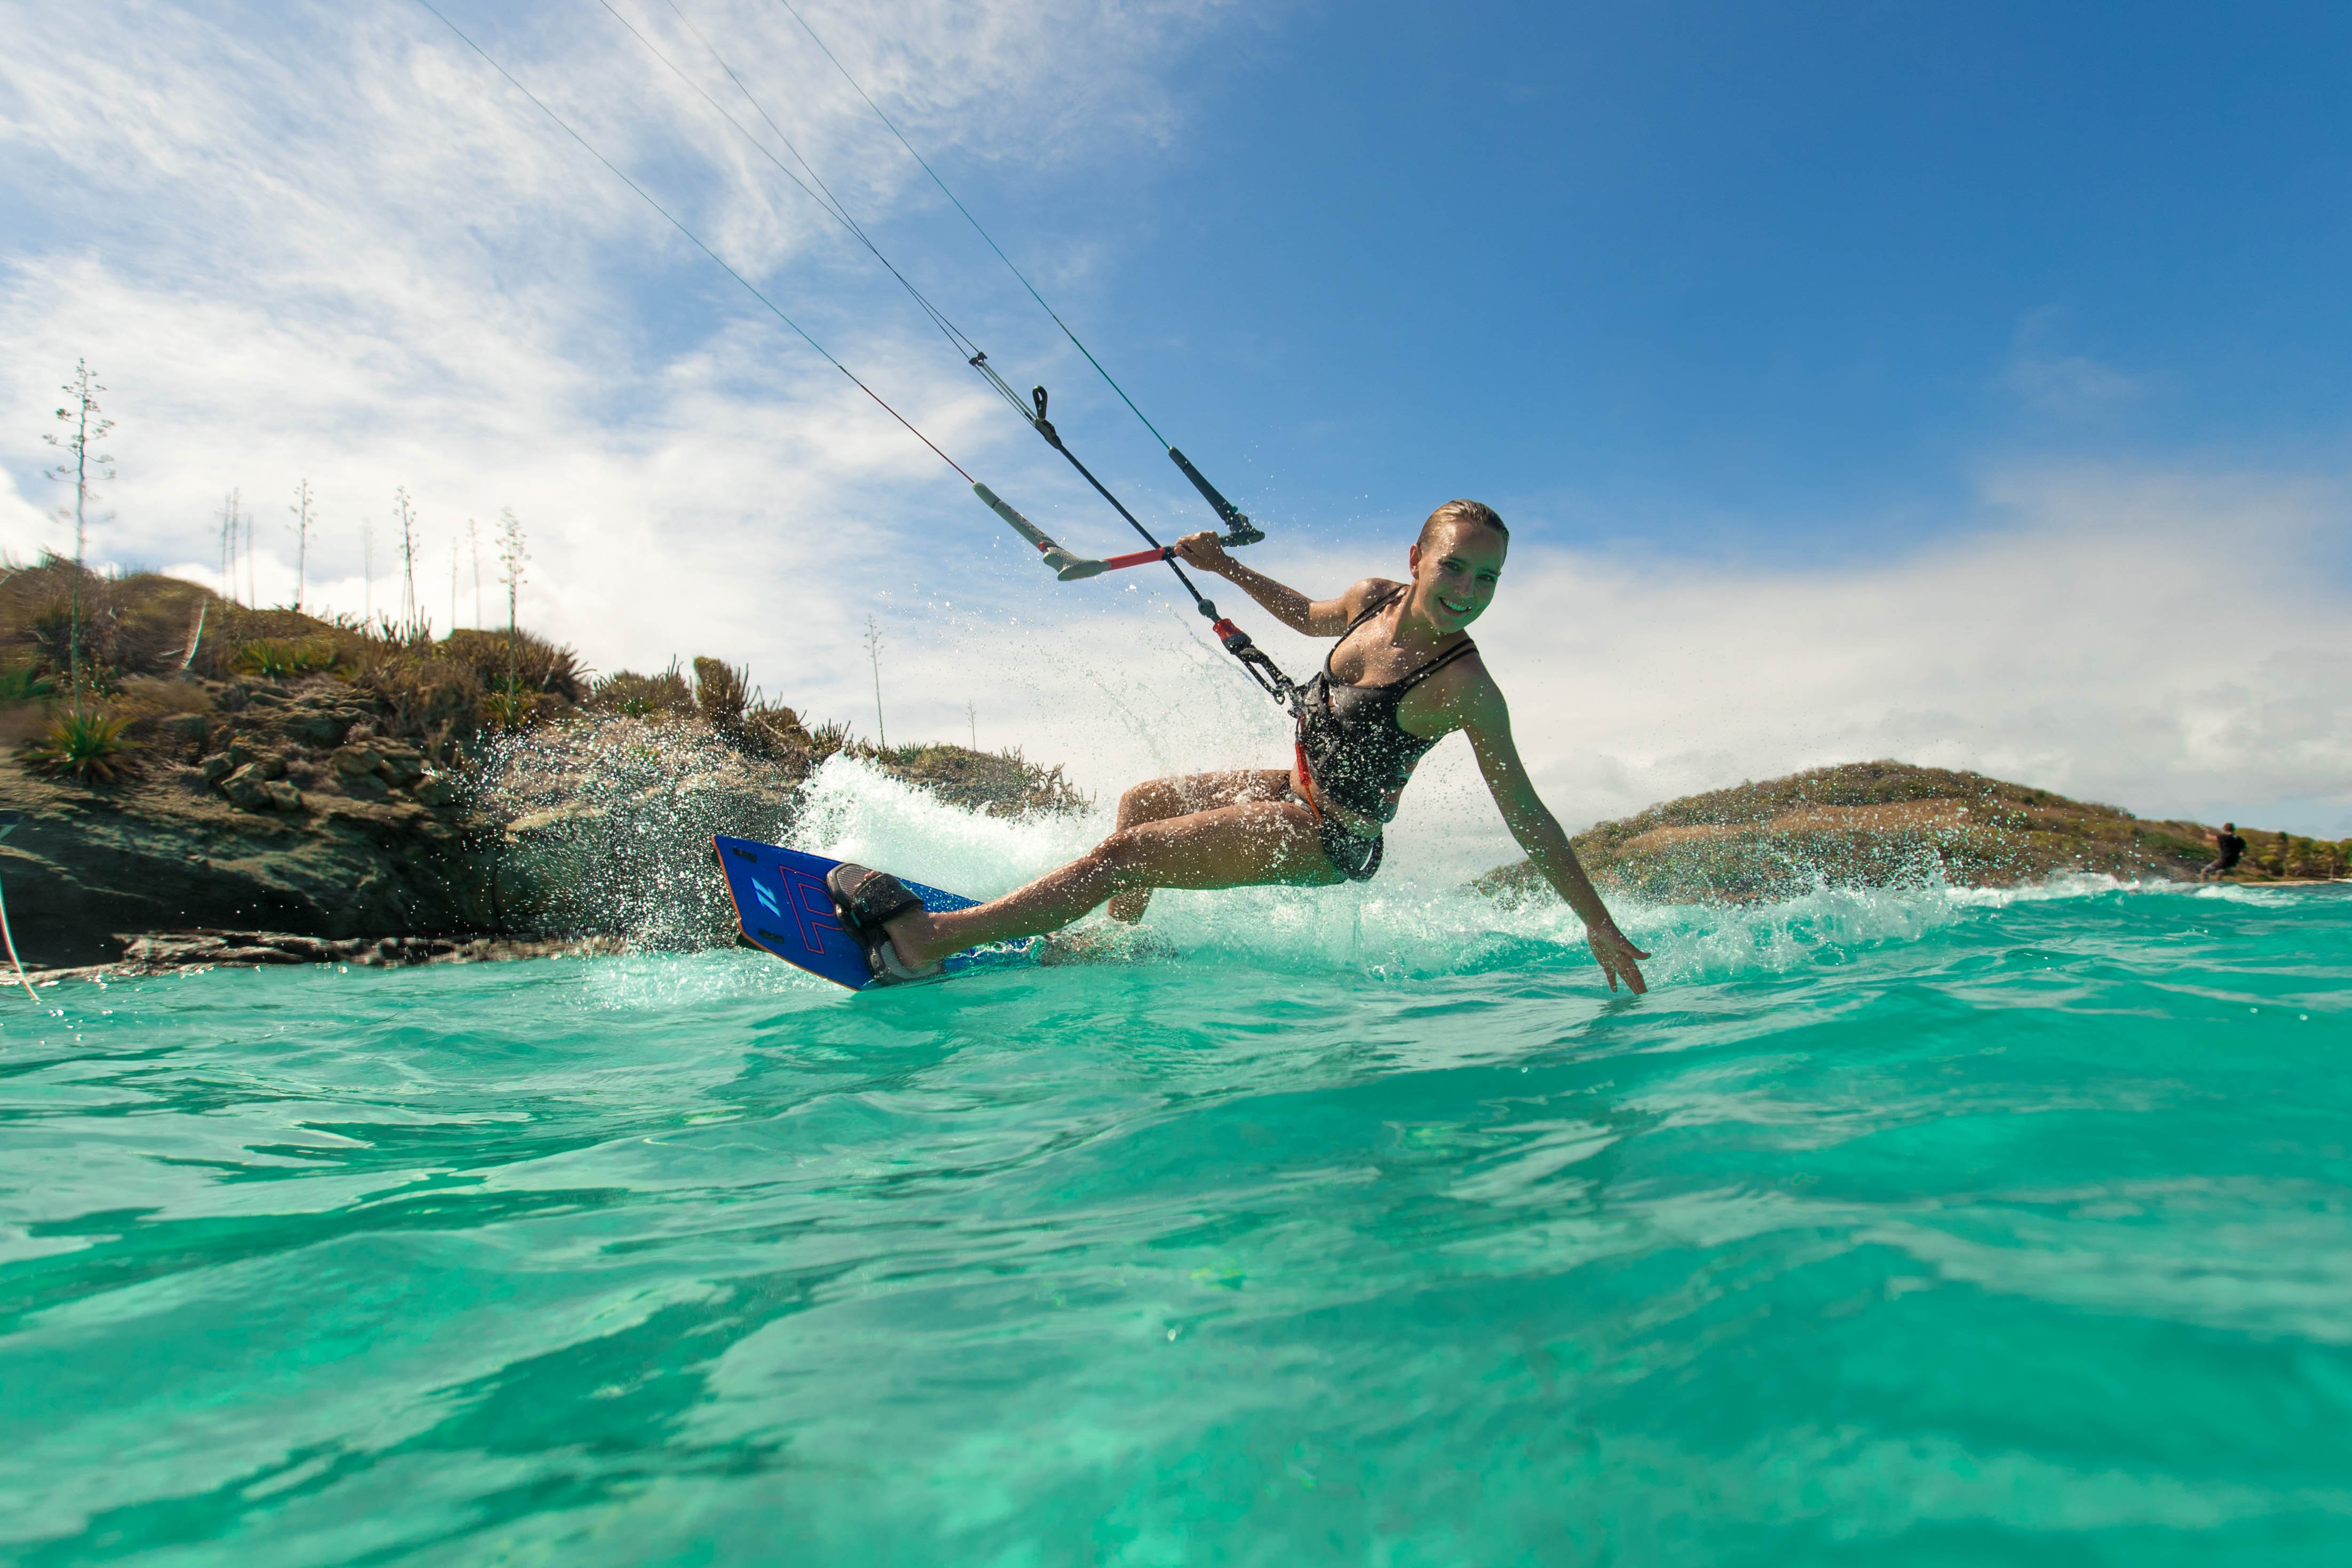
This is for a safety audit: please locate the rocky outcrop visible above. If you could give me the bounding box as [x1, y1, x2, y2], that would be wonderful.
[1476, 761, 2348, 907]
[3, 561, 1096, 968]
[0, 687, 790, 967]
[3, 671, 1086, 968]
[1, 680, 492, 966]
[102, 929, 631, 972]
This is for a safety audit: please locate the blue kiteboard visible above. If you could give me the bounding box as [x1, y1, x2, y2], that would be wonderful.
[713, 834, 1031, 991]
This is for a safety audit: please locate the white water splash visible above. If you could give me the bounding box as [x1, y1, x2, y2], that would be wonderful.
[771, 754, 2238, 987]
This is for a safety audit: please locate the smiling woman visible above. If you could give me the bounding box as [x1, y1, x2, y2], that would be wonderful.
[823, 498, 1653, 994]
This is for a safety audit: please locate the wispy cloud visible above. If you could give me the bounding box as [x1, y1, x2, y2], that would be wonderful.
[1, 0, 1241, 690]
[2003, 308, 2143, 416]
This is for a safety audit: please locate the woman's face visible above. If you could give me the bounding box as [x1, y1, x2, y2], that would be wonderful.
[1407, 519, 1507, 635]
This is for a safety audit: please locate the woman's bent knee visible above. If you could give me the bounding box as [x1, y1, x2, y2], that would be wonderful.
[1116, 779, 1179, 825]
[1090, 829, 1158, 886]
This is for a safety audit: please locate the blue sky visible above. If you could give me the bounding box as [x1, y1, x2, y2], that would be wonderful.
[4, 0, 2350, 843]
[919, 0, 2352, 556]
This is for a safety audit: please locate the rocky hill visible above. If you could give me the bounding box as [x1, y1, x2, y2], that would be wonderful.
[0, 559, 1085, 968]
[1476, 760, 2349, 907]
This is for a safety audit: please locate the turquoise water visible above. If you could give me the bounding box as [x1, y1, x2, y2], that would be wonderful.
[4, 826, 2349, 1562]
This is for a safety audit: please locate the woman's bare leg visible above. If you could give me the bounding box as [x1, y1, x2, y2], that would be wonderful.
[1105, 770, 1291, 922]
[882, 793, 1338, 967]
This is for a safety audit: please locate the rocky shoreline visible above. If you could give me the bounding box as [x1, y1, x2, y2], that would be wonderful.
[1477, 761, 2350, 906]
[15, 929, 636, 985]
[1, 691, 1084, 970]
[2, 566, 1086, 970]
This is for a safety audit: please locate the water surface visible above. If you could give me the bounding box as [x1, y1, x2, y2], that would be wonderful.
[4, 856, 2348, 1564]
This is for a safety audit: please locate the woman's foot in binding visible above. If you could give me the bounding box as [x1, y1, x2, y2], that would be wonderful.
[825, 864, 944, 985]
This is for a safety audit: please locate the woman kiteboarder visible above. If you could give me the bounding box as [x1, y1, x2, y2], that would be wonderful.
[828, 500, 1652, 994]
[422, 4, 1646, 994]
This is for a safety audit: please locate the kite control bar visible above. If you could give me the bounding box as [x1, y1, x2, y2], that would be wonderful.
[972, 482, 1108, 580]
[971, 484, 1260, 580]
[967, 386, 1294, 707]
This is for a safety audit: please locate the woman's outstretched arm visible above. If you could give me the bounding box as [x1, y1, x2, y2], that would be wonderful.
[1174, 532, 1390, 637]
[1459, 685, 1651, 994]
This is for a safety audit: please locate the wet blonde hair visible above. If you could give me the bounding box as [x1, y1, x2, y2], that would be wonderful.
[1416, 499, 1508, 551]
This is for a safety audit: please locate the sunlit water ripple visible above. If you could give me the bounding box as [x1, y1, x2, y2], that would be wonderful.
[3, 867, 2348, 1564]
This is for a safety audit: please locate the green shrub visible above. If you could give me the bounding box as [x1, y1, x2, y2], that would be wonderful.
[28, 707, 137, 783]
[441, 628, 585, 704]
[231, 637, 344, 679]
[480, 679, 543, 732]
[805, 718, 851, 762]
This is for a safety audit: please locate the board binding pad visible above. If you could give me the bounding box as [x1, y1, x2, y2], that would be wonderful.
[714, 834, 1030, 991]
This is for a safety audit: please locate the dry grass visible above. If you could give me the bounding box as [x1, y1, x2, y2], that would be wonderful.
[2, 555, 210, 686]
[590, 664, 694, 717]
[441, 628, 586, 704]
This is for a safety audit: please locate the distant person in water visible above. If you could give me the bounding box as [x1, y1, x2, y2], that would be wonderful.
[2200, 822, 2247, 880]
[826, 500, 1651, 993]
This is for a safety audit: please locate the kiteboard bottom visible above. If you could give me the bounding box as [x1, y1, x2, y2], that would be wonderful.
[714, 834, 1031, 992]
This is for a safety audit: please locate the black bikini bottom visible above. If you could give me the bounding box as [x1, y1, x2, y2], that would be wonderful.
[1311, 810, 1383, 883]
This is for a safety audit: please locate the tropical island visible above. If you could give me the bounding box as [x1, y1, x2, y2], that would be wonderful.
[3, 557, 2343, 973]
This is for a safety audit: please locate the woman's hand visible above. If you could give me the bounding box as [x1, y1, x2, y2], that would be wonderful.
[1173, 530, 1234, 576]
[1587, 923, 1652, 994]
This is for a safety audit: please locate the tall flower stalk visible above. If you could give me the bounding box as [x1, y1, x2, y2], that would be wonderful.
[289, 479, 314, 612]
[497, 508, 528, 692]
[393, 486, 420, 636]
[43, 360, 114, 710]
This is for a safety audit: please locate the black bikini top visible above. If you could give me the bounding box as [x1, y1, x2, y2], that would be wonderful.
[1295, 588, 1477, 823]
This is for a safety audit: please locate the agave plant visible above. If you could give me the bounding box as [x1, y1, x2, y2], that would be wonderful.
[28, 707, 136, 783]
[231, 637, 343, 680]
[0, 662, 56, 703]
[805, 718, 852, 762]
[480, 679, 542, 732]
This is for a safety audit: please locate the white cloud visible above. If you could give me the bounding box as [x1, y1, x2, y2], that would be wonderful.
[2007, 351, 2141, 415]
[1454, 462, 2352, 845]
